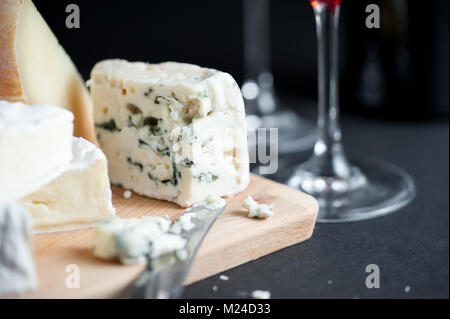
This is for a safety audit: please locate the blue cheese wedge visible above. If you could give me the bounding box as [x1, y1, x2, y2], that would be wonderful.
[243, 196, 274, 218]
[88, 60, 249, 207]
[0, 203, 37, 295]
[0, 101, 73, 202]
[92, 216, 186, 264]
[21, 137, 115, 233]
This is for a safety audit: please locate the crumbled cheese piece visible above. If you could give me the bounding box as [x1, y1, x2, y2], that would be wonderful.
[251, 290, 271, 299]
[202, 195, 227, 210]
[178, 213, 196, 231]
[212, 285, 218, 292]
[92, 216, 185, 264]
[405, 286, 411, 293]
[219, 275, 229, 281]
[170, 212, 196, 235]
[243, 196, 274, 218]
[123, 190, 132, 199]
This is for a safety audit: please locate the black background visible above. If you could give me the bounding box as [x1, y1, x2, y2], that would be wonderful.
[33, 0, 449, 119]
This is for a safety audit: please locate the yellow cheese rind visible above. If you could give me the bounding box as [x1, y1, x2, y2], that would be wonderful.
[0, 0, 97, 143]
[0, 0, 26, 102]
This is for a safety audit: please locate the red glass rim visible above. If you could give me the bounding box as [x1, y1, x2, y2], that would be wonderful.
[310, 0, 341, 10]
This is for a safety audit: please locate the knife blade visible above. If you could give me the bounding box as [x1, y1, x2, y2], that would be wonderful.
[130, 201, 226, 299]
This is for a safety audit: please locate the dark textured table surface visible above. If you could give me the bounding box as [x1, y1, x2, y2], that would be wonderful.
[183, 103, 449, 299]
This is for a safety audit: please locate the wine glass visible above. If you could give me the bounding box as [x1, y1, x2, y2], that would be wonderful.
[242, 0, 317, 155]
[285, 0, 415, 222]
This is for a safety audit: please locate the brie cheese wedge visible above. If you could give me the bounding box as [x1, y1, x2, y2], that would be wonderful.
[0, 100, 73, 202]
[22, 137, 115, 233]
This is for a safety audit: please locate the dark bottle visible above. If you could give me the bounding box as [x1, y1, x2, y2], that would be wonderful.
[341, 0, 449, 119]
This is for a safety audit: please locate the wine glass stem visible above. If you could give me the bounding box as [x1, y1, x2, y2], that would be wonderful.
[310, 3, 352, 178]
[244, 0, 271, 81]
[242, 0, 277, 115]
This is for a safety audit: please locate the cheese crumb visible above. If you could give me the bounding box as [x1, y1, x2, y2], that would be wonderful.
[212, 285, 218, 292]
[243, 196, 274, 218]
[219, 275, 229, 281]
[405, 286, 411, 293]
[123, 190, 132, 199]
[251, 290, 271, 299]
[170, 212, 196, 234]
[202, 195, 226, 210]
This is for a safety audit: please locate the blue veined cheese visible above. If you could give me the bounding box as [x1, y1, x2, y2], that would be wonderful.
[21, 137, 115, 233]
[0, 202, 37, 295]
[92, 216, 186, 264]
[88, 60, 249, 207]
[0, 101, 73, 203]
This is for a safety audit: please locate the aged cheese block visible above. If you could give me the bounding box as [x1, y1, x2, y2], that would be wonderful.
[22, 137, 115, 233]
[0, 100, 73, 202]
[0, 0, 96, 143]
[88, 60, 250, 207]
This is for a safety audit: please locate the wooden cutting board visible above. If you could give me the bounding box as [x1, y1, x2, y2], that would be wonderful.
[18, 174, 318, 298]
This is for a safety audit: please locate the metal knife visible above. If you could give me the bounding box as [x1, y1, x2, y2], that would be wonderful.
[129, 201, 226, 299]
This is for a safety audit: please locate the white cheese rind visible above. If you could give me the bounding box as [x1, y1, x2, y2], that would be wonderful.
[89, 60, 249, 207]
[0, 101, 73, 203]
[21, 137, 115, 233]
[0, 202, 37, 295]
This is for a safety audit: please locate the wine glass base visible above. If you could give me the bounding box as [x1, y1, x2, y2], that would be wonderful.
[285, 157, 415, 223]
